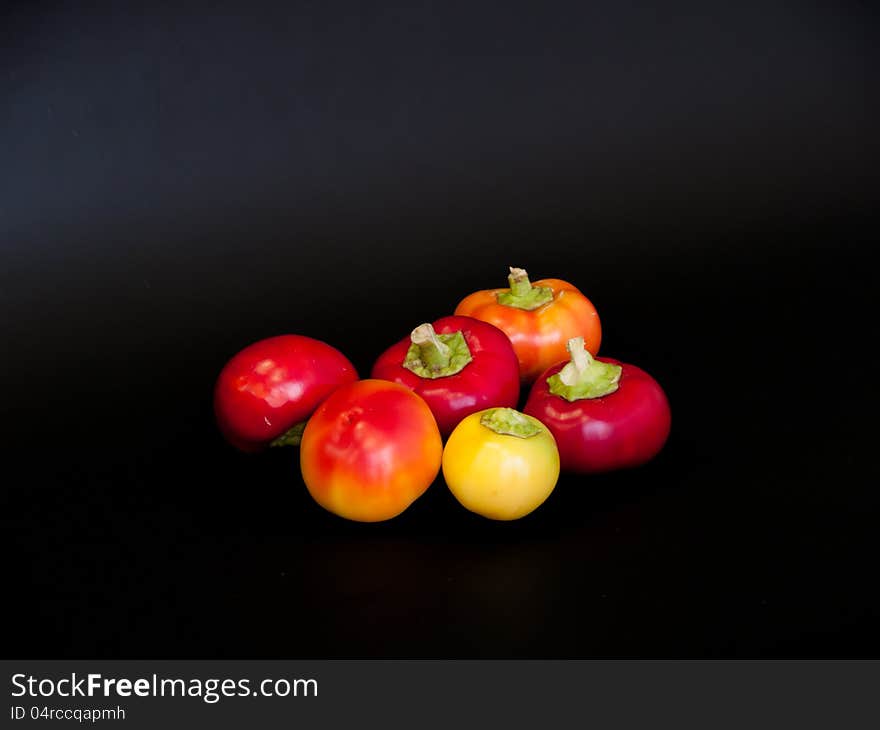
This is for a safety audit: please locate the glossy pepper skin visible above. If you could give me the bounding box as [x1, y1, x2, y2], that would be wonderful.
[523, 339, 670, 473]
[454, 267, 602, 383]
[214, 334, 358, 452]
[300, 379, 443, 522]
[370, 315, 520, 437]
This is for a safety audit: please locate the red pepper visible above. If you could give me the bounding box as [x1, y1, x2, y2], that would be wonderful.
[214, 334, 358, 452]
[371, 315, 520, 437]
[523, 337, 671, 473]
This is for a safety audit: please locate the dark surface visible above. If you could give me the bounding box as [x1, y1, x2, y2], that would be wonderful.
[2, 2, 878, 657]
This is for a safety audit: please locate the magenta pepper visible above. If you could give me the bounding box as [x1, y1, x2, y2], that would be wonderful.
[524, 337, 671, 473]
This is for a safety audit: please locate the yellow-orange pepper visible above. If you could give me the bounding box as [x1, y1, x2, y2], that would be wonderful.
[300, 380, 442, 522]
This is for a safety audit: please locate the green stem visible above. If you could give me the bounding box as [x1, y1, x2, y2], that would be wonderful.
[403, 323, 473, 379]
[269, 421, 306, 447]
[409, 323, 451, 369]
[547, 337, 622, 402]
[560, 336, 593, 385]
[496, 267, 554, 310]
[508, 267, 533, 297]
[480, 407, 543, 438]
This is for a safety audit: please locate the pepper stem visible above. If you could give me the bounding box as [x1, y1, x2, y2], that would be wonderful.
[480, 407, 543, 438]
[402, 324, 474, 379]
[508, 267, 533, 297]
[409, 323, 451, 369]
[560, 336, 593, 385]
[496, 266, 554, 310]
[547, 337, 622, 402]
[269, 421, 306, 447]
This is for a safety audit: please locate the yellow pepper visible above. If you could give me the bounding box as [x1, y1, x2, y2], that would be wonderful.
[442, 408, 560, 520]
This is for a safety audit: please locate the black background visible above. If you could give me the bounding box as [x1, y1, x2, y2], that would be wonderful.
[2, 2, 878, 657]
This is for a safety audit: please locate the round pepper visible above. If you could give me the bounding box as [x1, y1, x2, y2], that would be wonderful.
[300, 379, 443, 522]
[442, 407, 560, 520]
[523, 337, 671, 473]
[370, 315, 520, 437]
[214, 334, 358, 452]
[454, 266, 602, 383]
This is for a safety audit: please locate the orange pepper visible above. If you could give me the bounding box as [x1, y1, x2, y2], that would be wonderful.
[454, 267, 601, 383]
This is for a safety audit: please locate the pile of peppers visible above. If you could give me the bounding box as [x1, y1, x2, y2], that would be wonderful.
[214, 267, 671, 522]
